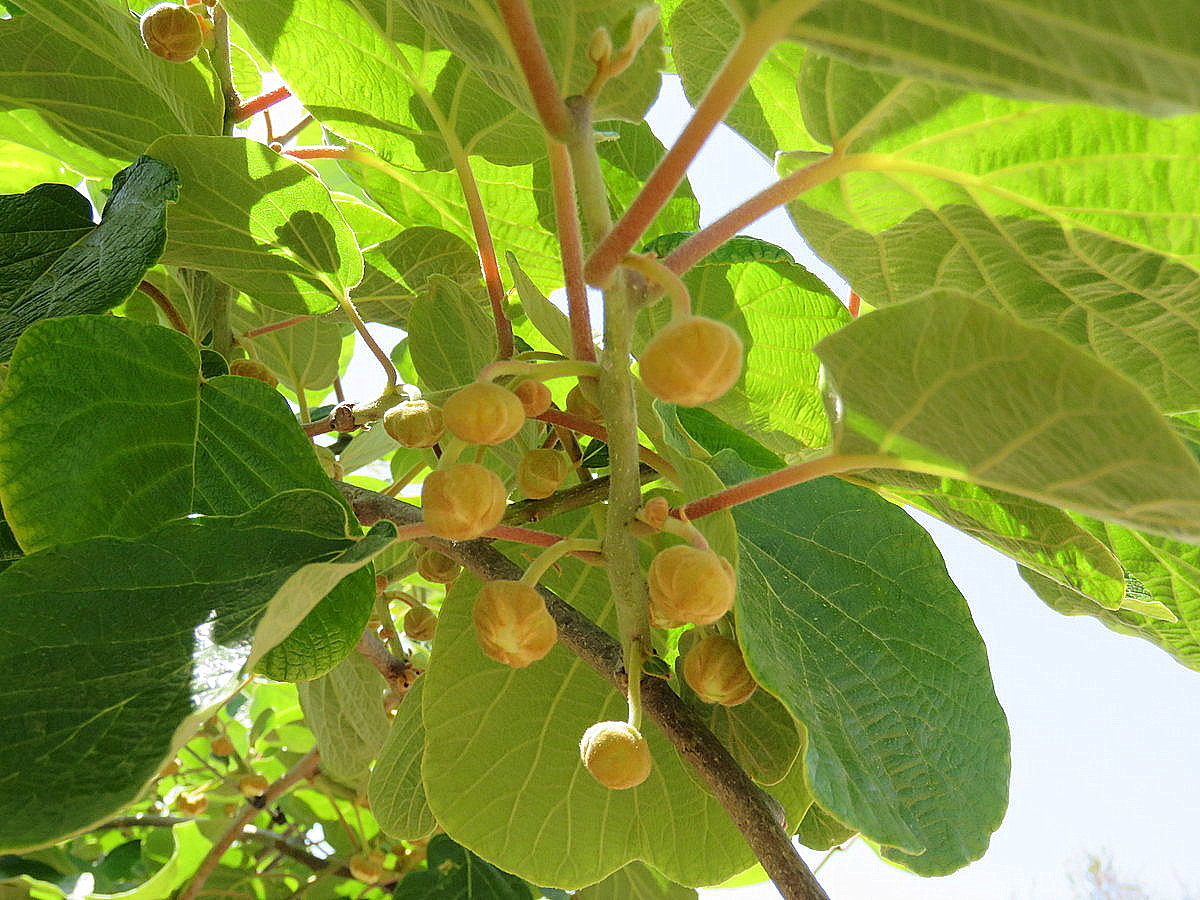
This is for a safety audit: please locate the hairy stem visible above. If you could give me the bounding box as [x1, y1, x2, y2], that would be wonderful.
[234, 86, 292, 122]
[584, 0, 821, 285]
[337, 484, 830, 900]
[137, 280, 189, 336]
[663, 153, 853, 275]
[534, 408, 676, 478]
[547, 139, 597, 361]
[495, 0, 572, 140]
[679, 453, 901, 519]
[355, 629, 412, 691]
[209, 2, 240, 134]
[180, 749, 320, 900]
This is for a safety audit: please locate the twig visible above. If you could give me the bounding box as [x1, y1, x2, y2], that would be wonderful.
[242, 315, 313, 339]
[502, 464, 656, 525]
[209, 2, 240, 134]
[136, 280, 190, 336]
[534, 408, 676, 477]
[96, 816, 329, 871]
[336, 484, 830, 900]
[180, 749, 321, 900]
[355, 630, 412, 692]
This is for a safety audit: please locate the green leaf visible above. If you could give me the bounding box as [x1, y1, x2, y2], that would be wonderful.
[575, 862, 697, 900]
[297, 652, 391, 786]
[1023, 520, 1200, 671]
[0, 316, 378, 682]
[594, 122, 700, 241]
[415, 563, 812, 889]
[354, 226, 484, 329]
[738, 0, 1200, 115]
[407, 275, 496, 391]
[91, 822, 213, 900]
[147, 136, 363, 315]
[637, 249, 849, 454]
[0, 490, 392, 851]
[350, 150, 562, 297]
[0, 1, 220, 169]
[231, 301, 343, 393]
[392, 834, 533, 900]
[717, 453, 1010, 875]
[370, 676, 436, 841]
[509, 252, 573, 357]
[0, 157, 178, 360]
[816, 290, 1200, 542]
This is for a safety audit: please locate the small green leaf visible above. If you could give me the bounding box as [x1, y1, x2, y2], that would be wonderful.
[816, 290, 1200, 542]
[575, 862, 697, 900]
[717, 453, 1010, 875]
[407, 275, 496, 392]
[298, 652, 391, 785]
[0, 157, 178, 360]
[392, 834, 533, 900]
[231, 301, 343, 393]
[795, 803, 857, 852]
[370, 676, 436, 841]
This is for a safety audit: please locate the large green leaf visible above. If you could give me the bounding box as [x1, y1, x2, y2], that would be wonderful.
[414, 561, 812, 889]
[0, 140, 75, 194]
[768, 54, 1200, 412]
[816, 290, 1200, 542]
[0, 157, 178, 360]
[222, 0, 543, 168]
[718, 454, 1010, 876]
[147, 136, 363, 315]
[860, 472, 1127, 612]
[728, 0, 1200, 116]
[0, 1, 220, 170]
[637, 244, 849, 455]
[0, 489, 394, 851]
[0, 316, 377, 681]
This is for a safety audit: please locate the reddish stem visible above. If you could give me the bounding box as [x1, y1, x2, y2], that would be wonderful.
[495, 0, 572, 140]
[662, 153, 852, 276]
[847, 291, 861, 317]
[678, 454, 893, 520]
[242, 315, 313, 339]
[234, 86, 292, 123]
[546, 140, 596, 362]
[137, 280, 189, 336]
[283, 146, 349, 159]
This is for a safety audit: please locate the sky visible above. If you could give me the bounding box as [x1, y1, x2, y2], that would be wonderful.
[640, 77, 1200, 900]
